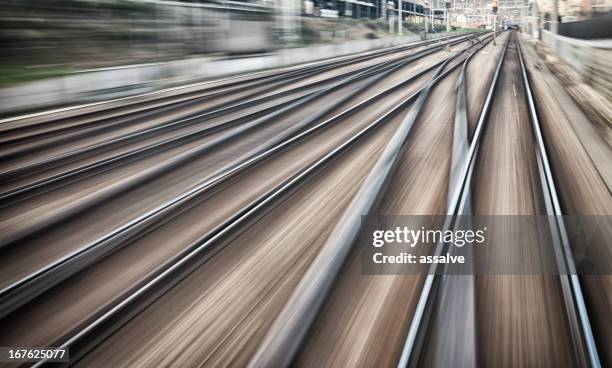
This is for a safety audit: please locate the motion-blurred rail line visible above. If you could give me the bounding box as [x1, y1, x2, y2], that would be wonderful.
[0, 35, 480, 207]
[400, 32, 599, 368]
[0, 34, 467, 149]
[0, 30, 608, 368]
[0, 34, 479, 319]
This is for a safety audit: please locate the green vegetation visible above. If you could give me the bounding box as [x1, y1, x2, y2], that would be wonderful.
[0, 66, 73, 87]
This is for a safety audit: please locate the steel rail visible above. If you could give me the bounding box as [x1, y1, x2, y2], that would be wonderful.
[0, 50, 386, 147]
[0, 49, 371, 138]
[517, 38, 601, 368]
[0, 34, 470, 127]
[410, 35, 489, 368]
[0, 81, 320, 171]
[30, 40, 467, 367]
[0, 38, 475, 318]
[0, 47, 409, 161]
[397, 34, 508, 368]
[0, 34, 472, 147]
[0, 53, 407, 248]
[399, 32, 600, 368]
[0, 69, 303, 145]
[0, 91, 312, 201]
[0, 34, 477, 175]
[247, 38, 493, 368]
[0, 34, 482, 206]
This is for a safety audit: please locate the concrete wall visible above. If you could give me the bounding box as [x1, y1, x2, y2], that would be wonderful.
[541, 29, 612, 98]
[0, 31, 463, 115]
[547, 12, 612, 40]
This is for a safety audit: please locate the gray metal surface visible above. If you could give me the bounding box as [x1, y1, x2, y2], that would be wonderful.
[248, 39, 484, 368]
[517, 40, 601, 368]
[397, 35, 507, 368]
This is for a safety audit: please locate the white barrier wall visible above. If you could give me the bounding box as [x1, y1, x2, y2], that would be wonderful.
[0, 31, 466, 114]
[541, 30, 612, 98]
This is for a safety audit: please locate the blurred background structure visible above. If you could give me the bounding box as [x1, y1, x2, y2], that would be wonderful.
[0, 0, 610, 112]
[0, 2, 611, 367]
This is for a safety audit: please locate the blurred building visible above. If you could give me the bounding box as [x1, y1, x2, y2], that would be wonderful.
[540, 0, 612, 19]
[0, 0, 277, 70]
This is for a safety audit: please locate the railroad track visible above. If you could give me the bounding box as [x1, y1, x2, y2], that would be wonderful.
[0, 32, 485, 362]
[252, 31, 602, 368]
[398, 32, 600, 368]
[0, 31, 607, 368]
[0, 35, 480, 202]
[0, 34, 481, 208]
[0, 33, 469, 150]
[0, 35, 485, 303]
